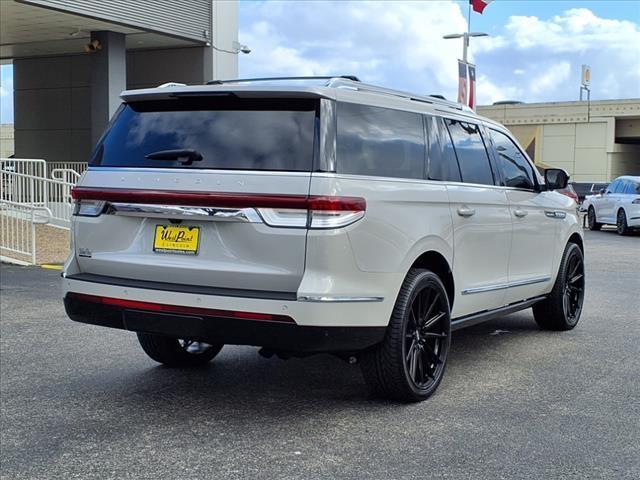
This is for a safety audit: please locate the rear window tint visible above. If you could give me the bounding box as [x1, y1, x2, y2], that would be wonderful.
[336, 103, 425, 179]
[90, 97, 317, 171]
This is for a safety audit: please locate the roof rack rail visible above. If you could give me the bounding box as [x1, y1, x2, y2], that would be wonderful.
[329, 78, 470, 112]
[202, 76, 469, 112]
[206, 75, 361, 85]
[157, 82, 187, 88]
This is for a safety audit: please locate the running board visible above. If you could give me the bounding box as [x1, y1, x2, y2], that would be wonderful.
[451, 296, 546, 331]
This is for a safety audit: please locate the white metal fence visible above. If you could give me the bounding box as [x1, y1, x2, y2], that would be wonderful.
[1, 158, 85, 263]
[47, 162, 88, 179]
[0, 201, 51, 264]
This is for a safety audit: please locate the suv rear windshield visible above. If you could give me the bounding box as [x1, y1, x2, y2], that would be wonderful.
[90, 97, 318, 171]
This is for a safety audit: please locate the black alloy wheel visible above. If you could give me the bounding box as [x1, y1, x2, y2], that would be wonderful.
[587, 207, 601, 231]
[562, 250, 585, 326]
[403, 284, 450, 390]
[617, 209, 631, 235]
[533, 242, 585, 331]
[361, 269, 451, 402]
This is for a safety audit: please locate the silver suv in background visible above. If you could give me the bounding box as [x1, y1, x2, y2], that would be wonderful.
[64, 77, 585, 402]
[583, 176, 640, 235]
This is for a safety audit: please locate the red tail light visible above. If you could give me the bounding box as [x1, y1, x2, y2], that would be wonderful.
[560, 190, 579, 203]
[71, 187, 366, 228]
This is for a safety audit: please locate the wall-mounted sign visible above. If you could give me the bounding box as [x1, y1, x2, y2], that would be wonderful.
[581, 65, 591, 88]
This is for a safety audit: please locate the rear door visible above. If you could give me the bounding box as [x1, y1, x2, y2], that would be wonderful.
[439, 117, 512, 318]
[72, 95, 318, 295]
[599, 180, 620, 222]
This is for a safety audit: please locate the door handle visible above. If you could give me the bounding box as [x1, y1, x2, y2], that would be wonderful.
[457, 206, 476, 217]
[514, 209, 528, 218]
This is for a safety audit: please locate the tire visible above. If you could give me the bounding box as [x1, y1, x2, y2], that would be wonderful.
[533, 243, 585, 331]
[616, 209, 631, 235]
[360, 269, 451, 402]
[587, 206, 602, 231]
[137, 333, 223, 367]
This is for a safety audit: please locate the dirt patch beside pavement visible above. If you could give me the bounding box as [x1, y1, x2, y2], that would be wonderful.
[0, 216, 69, 265]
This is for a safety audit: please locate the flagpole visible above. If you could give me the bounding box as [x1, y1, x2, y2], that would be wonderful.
[443, 1, 489, 106]
[466, 1, 471, 62]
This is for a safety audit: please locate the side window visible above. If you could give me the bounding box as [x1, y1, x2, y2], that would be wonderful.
[618, 181, 628, 194]
[622, 180, 636, 194]
[606, 180, 619, 194]
[425, 115, 461, 182]
[336, 103, 425, 179]
[445, 119, 495, 186]
[489, 129, 536, 190]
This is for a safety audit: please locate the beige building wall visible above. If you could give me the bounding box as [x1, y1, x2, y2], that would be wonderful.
[0, 123, 14, 158]
[478, 99, 640, 182]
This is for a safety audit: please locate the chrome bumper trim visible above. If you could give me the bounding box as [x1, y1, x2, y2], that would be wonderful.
[297, 296, 384, 303]
[108, 203, 262, 222]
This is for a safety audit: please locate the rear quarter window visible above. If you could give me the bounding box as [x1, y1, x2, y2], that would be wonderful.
[426, 116, 462, 182]
[336, 103, 425, 180]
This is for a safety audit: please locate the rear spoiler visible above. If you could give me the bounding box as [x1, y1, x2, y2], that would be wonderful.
[120, 85, 336, 102]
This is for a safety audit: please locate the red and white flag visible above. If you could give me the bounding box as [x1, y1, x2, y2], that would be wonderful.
[467, 63, 476, 110]
[471, 0, 493, 14]
[457, 60, 468, 105]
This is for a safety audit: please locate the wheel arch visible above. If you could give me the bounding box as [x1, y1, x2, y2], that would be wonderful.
[409, 251, 455, 309]
[567, 231, 584, 253]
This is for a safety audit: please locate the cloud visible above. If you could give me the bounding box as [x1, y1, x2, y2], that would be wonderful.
[240, 3, 640, 105]
[474, 8, 640, 102]
[240, 1, 468, 100]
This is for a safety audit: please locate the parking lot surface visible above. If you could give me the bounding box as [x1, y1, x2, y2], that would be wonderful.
[1, 229, 639, 479]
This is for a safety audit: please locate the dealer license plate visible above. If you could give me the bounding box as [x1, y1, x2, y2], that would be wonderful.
[153, 225, 200, 255]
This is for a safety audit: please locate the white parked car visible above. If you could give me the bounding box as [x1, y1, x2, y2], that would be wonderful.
[63, 76, 585, 402]
[583, 175, 640, 235]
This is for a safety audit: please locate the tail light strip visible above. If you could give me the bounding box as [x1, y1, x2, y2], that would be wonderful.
[71, 187, 365, 211]
[71, 187, 366, 228]
[66, 292, 296, 324]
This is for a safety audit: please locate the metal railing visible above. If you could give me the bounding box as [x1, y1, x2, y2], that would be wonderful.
[46, 162, 88, 179]
[1, 158, 47, 205]
[0, 201, 51, 265]
[1, 158, 81, 264]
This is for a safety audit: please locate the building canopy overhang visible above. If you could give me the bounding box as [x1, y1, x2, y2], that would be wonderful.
[1, 0, 206, 61]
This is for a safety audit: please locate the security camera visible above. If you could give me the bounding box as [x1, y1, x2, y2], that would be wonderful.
[239, 44, 251, 54]
[84, 39, 102, 54]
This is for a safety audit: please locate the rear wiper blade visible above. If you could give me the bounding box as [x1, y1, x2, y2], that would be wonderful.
[145, 149, 203, 165]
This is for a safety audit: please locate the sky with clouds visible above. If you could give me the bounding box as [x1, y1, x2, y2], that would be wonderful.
[1, 0, 639, 123]
[237, 0, 640, 104]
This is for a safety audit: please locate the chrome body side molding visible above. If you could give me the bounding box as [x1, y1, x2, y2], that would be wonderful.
[545, 210, 567, 219]
[461, 276, 551, 295]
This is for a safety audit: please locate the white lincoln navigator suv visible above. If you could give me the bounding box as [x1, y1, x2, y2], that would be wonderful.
[63, 76, 585, 402]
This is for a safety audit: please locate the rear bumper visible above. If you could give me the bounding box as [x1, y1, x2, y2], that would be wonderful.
[64, 293, 385, 353]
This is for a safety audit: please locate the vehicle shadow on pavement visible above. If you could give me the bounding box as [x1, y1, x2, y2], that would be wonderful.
[63, 312, 548, 414]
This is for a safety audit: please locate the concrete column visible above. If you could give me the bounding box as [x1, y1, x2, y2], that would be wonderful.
[90, 31, 126, 144]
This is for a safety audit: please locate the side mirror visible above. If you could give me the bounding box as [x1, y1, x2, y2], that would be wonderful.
[544, 168, 569, 190]
[599, 188, 606, 195]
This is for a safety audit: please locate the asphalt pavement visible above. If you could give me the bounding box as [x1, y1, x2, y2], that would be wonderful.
[1, 229, 639, 479]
